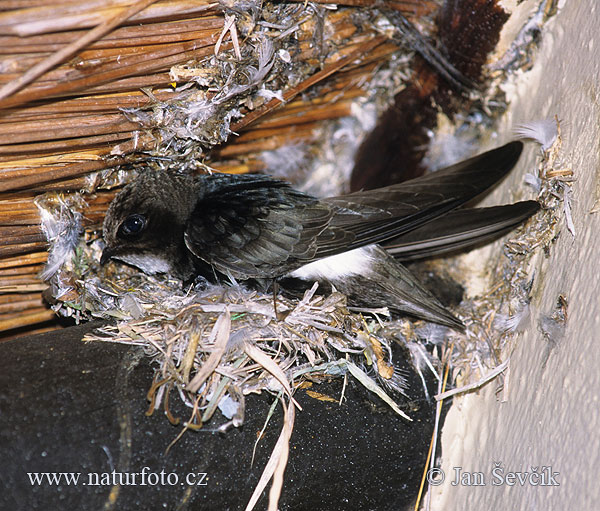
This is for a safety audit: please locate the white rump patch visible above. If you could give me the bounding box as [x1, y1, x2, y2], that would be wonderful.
[289, 246, 375, 280]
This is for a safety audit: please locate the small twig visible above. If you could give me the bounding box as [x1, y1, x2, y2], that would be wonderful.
[435, 358, 510, 401]
[187, 310, 231, 392]
[215, 14, 241, 60]
[245, 396, 295, 511]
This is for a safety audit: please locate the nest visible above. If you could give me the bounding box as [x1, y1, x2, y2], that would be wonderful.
[82, 277, 413, 420]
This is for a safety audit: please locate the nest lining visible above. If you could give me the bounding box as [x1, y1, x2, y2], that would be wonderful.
[79, 261, 419, 416]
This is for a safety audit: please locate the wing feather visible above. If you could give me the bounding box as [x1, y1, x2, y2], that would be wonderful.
[184, 174, 333, 278]
[314, 141, 524, 257]
[184, 142, 525, 278]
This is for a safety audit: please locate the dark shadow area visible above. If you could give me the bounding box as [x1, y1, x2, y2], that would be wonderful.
[0, 321, 447, 511]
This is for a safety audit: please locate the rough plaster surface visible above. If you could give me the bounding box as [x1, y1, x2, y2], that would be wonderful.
[431, 0, 600, 509]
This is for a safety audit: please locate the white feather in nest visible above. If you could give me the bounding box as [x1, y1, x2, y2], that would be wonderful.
[493, 300, 531, 334]
[514, 119, 558, 152]
[35, 193, 85, 283]
[120, 36, 277, 154]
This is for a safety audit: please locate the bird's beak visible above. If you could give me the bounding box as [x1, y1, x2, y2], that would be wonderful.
[100, 246, 114, 266]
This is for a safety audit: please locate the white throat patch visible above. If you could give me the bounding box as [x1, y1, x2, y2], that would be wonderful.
[116, 253, 172, 275]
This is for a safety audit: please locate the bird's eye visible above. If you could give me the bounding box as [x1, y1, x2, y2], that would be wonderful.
[119, 214, 147, 238]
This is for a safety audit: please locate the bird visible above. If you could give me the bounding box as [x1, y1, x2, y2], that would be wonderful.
[101, 141, 539, 330]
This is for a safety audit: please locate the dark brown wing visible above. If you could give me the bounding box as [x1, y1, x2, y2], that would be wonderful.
[184, 174, 332, 279]
[184, 142, 523, 279]
[315, 141, 524, 257]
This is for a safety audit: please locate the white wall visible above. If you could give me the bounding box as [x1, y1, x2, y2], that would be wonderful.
[431, 0, 600, 508]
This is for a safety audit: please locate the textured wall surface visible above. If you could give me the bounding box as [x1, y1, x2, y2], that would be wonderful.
[431, 0, 600, 508]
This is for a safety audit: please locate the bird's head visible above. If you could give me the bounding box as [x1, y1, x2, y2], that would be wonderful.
[101, 170, 197, 277]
